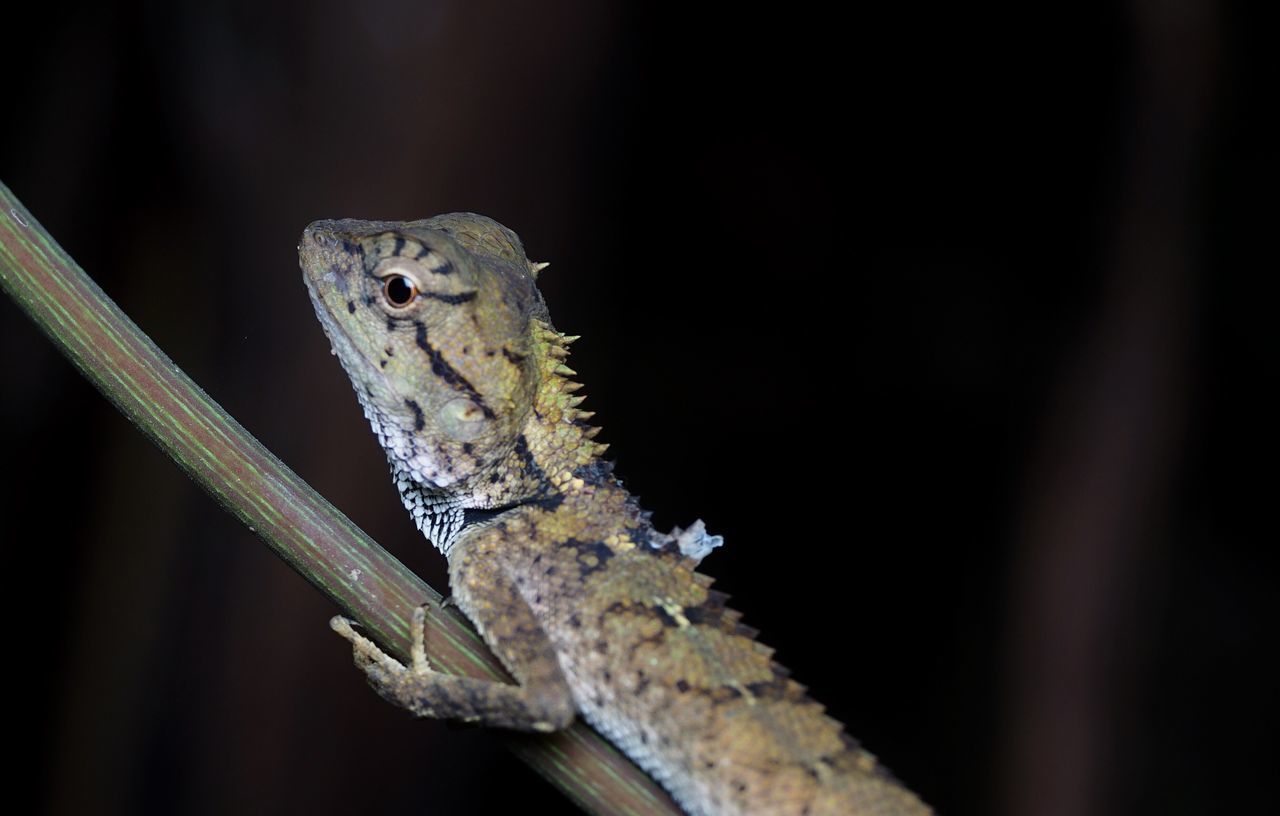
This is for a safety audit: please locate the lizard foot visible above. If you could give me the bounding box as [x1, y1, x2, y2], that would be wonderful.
[330, 607, 444, 715]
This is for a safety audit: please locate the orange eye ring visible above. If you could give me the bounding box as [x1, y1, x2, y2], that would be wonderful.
[382, 274, 418, 307]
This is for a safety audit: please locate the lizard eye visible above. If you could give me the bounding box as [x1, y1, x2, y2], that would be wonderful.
[382, 274, 418, 307]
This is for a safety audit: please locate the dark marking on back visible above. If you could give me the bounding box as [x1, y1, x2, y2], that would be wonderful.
[653, 605, 680, 628]
[574, 459, 616, 488]
[600, 600, 630, 619]
[745, 678, 796, 702]
[529, 492, 565, 513]
[605, 601, 672, 659]
[512, 434, 551, 490]
[625, 525, 658, 550]
[560, 537, 615, 578]
[502, 347, 528, 365]
[683, 596, 728, 628]
[346, 300, 356, 314]
[708, 685, 744, 704]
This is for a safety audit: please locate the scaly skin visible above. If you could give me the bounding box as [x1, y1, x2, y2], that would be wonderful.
[300, 214, 931, 816]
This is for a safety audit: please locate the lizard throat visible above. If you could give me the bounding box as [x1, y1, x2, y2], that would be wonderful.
[391, 461, 467, 556]
[353, 387, 462, 491]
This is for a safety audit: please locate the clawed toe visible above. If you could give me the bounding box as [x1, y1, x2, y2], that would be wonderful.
[330, 615, 409, 677]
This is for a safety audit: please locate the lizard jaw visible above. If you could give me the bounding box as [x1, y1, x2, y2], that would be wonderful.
[302, 248, 463, 491]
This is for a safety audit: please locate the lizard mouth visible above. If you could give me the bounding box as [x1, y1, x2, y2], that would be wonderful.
[302, 276, 382, 384]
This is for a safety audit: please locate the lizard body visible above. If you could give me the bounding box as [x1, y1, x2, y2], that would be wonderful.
[300, 214, 930, 816]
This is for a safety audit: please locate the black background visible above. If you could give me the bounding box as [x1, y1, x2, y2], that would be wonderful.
[1, 2, 1274, 814]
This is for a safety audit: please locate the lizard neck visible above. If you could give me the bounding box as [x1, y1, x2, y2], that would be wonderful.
[393, 321, 722, 565]
[515, 320, 612, 496]
[473, 321, 725, 564]
[397, 320, 614, 557]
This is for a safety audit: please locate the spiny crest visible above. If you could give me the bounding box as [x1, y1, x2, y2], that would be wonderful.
[530, 321, 610, 471]
[674, 563, 834, 709]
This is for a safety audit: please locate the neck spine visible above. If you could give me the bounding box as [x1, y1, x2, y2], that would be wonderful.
[396, 320, 613, 557]
[516, 320, 612, 494]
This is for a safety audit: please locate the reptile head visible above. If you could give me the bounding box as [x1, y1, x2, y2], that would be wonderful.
[300, 214, 547, 491]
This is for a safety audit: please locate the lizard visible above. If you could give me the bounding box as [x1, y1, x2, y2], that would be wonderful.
[299, 213, 932, 816]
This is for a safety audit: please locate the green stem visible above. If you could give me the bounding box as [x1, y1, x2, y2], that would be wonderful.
[0, 179, 680, 816]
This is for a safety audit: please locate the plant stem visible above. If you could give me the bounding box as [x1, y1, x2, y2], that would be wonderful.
[0, 180, 680, 816]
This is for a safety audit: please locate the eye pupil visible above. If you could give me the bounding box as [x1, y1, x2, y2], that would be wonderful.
[383, 275, 416, 306]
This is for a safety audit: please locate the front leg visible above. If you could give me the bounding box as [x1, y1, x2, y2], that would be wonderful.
[331, 569, 575, 733]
